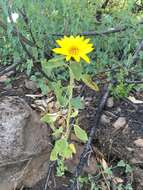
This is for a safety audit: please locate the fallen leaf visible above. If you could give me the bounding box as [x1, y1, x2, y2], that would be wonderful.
[128, 96, 143, 104]
[113, 177, 124, 184]
[101, 158, 108, 170]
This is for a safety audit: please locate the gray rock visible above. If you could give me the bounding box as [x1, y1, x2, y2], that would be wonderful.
[0, 96, 51, 189]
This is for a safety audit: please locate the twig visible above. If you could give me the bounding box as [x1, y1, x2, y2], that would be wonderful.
[7, 4, 54, 83]
[81, 27, 127, 36]
[125, 79, 143, 84]
[132, 39, 143, 64]
[52, 19, 143, 37]
[0, 61, 20, 77]
[67, 85, 109, 190]
[96, 0, 110, 22]
[18, 7, 39, 49]
[96, 66, 121, 76]
[52, 27, 127, 37]
[35, 63, 55, 82]
[0, 19, 35, 47]
[20, 38, 54, 81]
[101, 0, 110, 9]
[44, 161, 56, 190]
[20, 40, 55, 82]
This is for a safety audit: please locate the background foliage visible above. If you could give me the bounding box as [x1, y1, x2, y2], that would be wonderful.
[0, 0, 143, 93]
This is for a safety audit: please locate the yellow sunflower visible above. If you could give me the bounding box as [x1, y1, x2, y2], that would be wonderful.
[52, 36, 94, 63]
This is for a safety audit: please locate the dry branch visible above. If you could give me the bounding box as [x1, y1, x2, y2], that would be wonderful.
[0, 19, 35, 47]
[52, 19, 143, 37]
[132, 39, 143, 64]
[52, 27, 127, 37]
[0, 61, 20, 77]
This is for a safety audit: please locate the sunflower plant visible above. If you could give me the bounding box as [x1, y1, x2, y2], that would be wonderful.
[41, 36, 99, 161]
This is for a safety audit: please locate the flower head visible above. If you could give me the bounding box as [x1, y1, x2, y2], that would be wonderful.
[52, 36, 94, 63]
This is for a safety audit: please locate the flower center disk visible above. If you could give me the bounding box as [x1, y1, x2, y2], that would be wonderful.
[69, 46, 79, 55]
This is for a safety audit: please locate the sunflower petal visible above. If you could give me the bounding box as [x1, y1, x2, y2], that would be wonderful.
[73, 55, 80, 62]
[52, 48, 66, 55]
[84, 38, 90, 43]
[66, 55, 71, 61]
[81, 54, 90, 63]
[84, 47, 94, 54]
[56, 40, 64, 47]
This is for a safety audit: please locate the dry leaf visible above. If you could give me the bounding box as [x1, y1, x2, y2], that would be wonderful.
[128, 96, 143, 104]
[101, 158, 108, 170]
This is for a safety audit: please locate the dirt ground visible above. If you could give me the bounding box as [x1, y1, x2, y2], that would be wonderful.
[0, 72, 143, 190]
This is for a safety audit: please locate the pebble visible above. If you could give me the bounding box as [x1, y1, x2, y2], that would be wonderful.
[101, 114, 110, 125]
[113, 117, 127, 129]
[134, 138, 143, 147]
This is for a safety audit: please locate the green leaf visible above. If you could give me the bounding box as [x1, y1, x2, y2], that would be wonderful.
[52, 127, 63, 138]
[54, 138, 68, 155]
[71, 110, 79, 118]
[62, 147, 73, 159]
[26, 59, 33, 76]
[70, 62, 83, 81]
[125, 164, 133, 173]
[50, 138, 71, 161]
[50, 148, 58, 161]
[117, 160, 126, 167]
[74, 125, 88, 143]
[41, 112, 59, 124]
[71, 96, 84, 109]
[56, 159, 67, 176]
[52, 81, 68, 106]
[125, 184, 133, 190]
[38, 79, 49, 95]
[139, 51, 143, 60]
[104, 167, 113, 175]
[41, 56, 65, 72]
[82, 74, 99, 91]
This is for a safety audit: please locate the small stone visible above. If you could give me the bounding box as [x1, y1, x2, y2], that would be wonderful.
[116, 107, 122, 113]
[106, 97, 114, 108]
[0, 75, 8, 83]
[134, 138, 143, 147]
[101, 114, 110, 125]
[113, 117, 127, 129]
[24, 79, 38, 92]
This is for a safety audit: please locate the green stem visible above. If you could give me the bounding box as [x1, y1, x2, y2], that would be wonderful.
[65, 65, 74, 138]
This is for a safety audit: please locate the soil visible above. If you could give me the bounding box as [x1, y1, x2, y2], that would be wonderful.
[0, 72, 143, 190]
